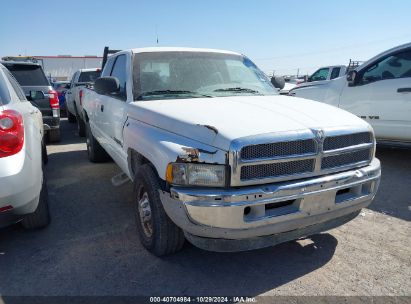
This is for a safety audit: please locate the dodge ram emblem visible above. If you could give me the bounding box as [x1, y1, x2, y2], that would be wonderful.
[312, 128, 325, 142]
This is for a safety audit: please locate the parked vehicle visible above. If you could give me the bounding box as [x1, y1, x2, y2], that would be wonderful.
[65, 68, 101, 135]
[1, 61, 61, 142]
[294, 65, 347, 91]
[290, 43, 411, 144]
[52, 81, 70, 113]
[82, 47, 381, 256]
[0, 63, 50, 229]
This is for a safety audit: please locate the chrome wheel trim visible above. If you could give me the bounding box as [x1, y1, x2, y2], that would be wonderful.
[137, 190, 153, 238]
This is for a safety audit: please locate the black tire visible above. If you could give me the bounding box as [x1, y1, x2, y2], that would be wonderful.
[134, 164, 185, 256]
[42, 140, 48, 165]
[68, 111, 76, 123]
[21, 171, 50, 229]
[77, 117, 86, 137]
[85, 121, 110, 162]
[48, 129, 61, 143]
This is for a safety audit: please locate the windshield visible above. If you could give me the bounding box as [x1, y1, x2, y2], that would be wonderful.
[78, 70, 101, 83]
[133, 51, 277, 100]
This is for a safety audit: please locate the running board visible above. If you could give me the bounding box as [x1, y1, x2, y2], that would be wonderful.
[111, 172, 130, 187]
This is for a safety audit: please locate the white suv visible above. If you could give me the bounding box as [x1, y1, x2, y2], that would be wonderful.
[0, 63, 50, 229]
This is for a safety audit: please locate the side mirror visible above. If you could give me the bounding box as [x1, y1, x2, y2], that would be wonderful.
[94, 77, 120, 95]
[271, 76, 285, 90]
[347, 70, 358, 86]
[65, 84, 71, 89]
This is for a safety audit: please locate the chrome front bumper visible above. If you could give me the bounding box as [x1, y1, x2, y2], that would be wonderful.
[159, 158, 381, 251]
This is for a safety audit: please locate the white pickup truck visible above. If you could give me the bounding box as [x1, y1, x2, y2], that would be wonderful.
[66, 68, 101, 136]
[302, 65, 346, 86]
[276, 66, 347, 95]
[82, 47, 381, 256]
[290, 43, 411, 144]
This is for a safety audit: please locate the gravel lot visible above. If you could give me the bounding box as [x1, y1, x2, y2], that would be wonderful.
[0, 119, 410, 297]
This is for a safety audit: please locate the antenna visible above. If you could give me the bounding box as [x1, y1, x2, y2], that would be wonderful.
[155, 25, 159, 46]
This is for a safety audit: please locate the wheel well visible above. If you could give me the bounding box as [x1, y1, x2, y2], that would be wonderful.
[128, 149, 168, 191]
[83, 110, 89, 122]
[128, 149, 151, 178]
[73, 102, 80, 117]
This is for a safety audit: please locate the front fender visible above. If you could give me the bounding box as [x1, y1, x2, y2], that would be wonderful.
[123, 119, 228, 181]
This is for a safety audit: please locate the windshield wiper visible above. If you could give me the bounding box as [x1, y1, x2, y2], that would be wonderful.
[136, 90, 212, 100]
[213, 87, 261, 94]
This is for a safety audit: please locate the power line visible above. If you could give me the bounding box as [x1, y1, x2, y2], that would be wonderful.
[255, 34, 411, 61]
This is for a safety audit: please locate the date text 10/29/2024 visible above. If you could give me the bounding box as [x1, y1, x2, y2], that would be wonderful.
[150, 296, 257, 303]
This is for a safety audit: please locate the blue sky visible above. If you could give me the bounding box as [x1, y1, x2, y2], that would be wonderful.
[1, 0, 410, 75]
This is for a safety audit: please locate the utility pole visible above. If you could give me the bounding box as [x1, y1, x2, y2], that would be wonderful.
[155, 25, 159, 46]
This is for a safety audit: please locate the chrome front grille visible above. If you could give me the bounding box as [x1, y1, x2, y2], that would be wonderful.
[240, 139, 316, 160]
[323, 132, 372, 150]
[230, 129, 374, 186]
[241, 159, 315, 180]
[321, 148, 371, 169]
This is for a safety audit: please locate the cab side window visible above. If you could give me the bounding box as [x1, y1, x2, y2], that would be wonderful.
[361, 50, 411, 84]
[330, 67, 341, 80]
[310, 68, 329, 81]
[110, 55, 127, 100]
[102, 57, 115, 77]
[70, 72, 77, 87]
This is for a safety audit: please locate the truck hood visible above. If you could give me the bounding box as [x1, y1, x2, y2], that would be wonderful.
[129, 95, 369, 151]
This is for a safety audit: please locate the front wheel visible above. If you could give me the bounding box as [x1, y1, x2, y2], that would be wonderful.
[134, 164, 185, 256]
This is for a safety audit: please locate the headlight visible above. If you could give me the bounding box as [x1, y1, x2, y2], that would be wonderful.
[166, 163, 226, 187]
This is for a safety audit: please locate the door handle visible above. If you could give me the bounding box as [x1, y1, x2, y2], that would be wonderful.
[397, 87, 411, 93]
[29, 110, 37, 114]
[101, 104, 104, 112]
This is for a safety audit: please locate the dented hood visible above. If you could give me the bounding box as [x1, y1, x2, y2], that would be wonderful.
[129, 95, 369, 151]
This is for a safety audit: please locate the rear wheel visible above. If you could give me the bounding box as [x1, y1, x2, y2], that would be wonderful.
[42, 140, 48, 165]
[77, 117, 86, 137]
[67, 111, 76, 123]
[47, 129, 60, 143]
[21, 171, 50, 229]
[86, 121, 110, 162]
[134, 164, 185, 256]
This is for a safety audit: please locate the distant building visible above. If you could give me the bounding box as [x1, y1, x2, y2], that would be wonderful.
[1, 55, 103, 81]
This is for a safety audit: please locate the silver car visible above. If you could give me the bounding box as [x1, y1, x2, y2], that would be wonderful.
[0, 63, 50, 229]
